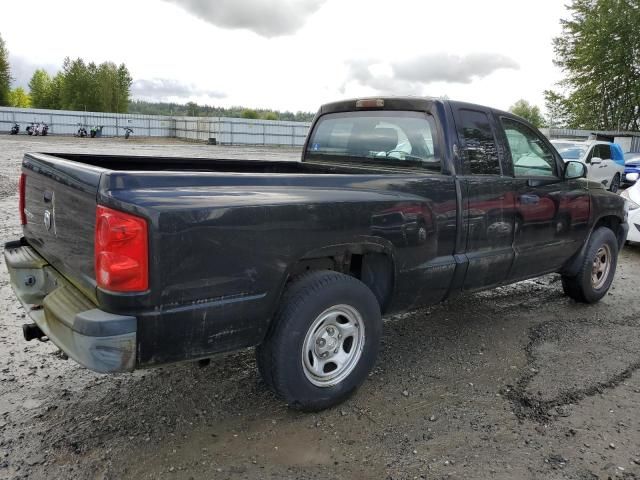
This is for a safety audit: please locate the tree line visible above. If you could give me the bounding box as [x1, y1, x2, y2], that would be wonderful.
[1, 32, 314, 121]
[4, 1, 640, 130]
[128, 100, 315, 122]
[28, 59, 132, 112]
[513, 0, 639, 131]
[545, 0, 640, 131]
[0, 33, 132, 112]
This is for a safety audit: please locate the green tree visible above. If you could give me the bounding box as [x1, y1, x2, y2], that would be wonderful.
[552, 0, 640, 130]
[241, 109, 259, 119]
[29, 69, 52, 108]
[543, 90, 572, 129]
[0, 33, 11, 106]
[262, 111, 279, 120]
[508, 99, 545, 128]
[186, 101, 198, 116]
[46, 72, 64, 110]
[8, 87, 31, 107]
[115, 63, 132, 113]
[54, 57, 131, 113]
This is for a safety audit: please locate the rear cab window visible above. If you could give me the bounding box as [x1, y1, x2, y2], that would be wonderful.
[455, 109, 501, 175]
[305, 111, 441, 172]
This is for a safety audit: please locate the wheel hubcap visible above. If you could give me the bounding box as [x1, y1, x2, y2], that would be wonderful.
[591, 244, 612, 289]
[417, 227, 427, 243]
[301, 305, 365, 388]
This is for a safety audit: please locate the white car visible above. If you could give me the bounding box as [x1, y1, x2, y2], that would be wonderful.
[551, 140, 625, 193]
[622, 172, 640, 243]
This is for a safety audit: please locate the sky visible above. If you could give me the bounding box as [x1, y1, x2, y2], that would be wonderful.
[1, 0, 570, 113]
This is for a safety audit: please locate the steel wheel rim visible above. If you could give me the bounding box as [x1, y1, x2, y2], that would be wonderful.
[417, 226, 427, 243]
[301, 304, 366, 388]
[591, 244, 612, 289]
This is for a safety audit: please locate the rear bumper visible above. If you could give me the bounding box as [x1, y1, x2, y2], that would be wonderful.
[3, 239, 136, 373]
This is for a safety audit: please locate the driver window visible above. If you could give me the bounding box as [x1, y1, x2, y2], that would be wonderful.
[501, 117, 557, 177]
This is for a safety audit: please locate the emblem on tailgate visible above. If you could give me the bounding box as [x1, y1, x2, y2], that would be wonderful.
[43, 191, 55, 234]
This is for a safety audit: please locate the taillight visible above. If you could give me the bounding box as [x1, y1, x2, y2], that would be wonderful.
[95, 205, 149, 292]
[19, 173, 26, 225]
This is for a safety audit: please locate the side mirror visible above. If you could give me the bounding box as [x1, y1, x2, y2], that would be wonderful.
[564, 161, 587, 180]
[590, 156, 602, 165]
[626, 172, 639, 182]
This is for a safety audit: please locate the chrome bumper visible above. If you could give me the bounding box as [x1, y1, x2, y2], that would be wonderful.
[3, 239, 137, 373]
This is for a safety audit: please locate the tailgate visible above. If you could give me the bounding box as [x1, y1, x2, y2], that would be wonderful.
[21, 153, 104, 301]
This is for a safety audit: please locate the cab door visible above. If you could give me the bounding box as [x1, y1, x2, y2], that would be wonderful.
[452, 105, 516, 290]
[594, 144, 615, 188]
[585, 144, 609, 185]
[497, 115, 589, 279]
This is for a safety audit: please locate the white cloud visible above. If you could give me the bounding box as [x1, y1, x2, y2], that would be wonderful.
[393, 53, 519, 84]
[0, 0, 569, 112]
[343, 54, 519, 96]
[163, 0, 326, 37]
[8, 54, 57, 89]
[131, 78, 226, 101]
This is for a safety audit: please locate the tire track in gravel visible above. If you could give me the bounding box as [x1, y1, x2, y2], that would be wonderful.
[504, 312, 640, 422]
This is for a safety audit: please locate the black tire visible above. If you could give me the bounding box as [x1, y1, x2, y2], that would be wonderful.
[256, 270, 382, 411]
[561, 227, 618, 303]
[609, 173, 621, 193]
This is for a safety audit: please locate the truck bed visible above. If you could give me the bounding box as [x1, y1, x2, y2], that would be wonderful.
[21, 152, 379, 302]
[40, 152, 376, 174]
[21, 151, 458, 366]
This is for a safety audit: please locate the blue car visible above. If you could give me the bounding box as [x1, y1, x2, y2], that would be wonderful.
[624, 153, 640, 185]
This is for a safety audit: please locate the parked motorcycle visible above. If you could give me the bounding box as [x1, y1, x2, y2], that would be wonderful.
[26, 123, 36, 135]
[124, 127, 133, 139]
[9, 123, 19, 135]
[90, 125, 103, 138]
[34, 123, 48, 136]
[75, 124, 88, 138]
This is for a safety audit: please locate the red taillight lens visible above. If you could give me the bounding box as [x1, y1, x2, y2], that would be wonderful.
[19, 173, 27, 225]
[95, 205, 148, 292]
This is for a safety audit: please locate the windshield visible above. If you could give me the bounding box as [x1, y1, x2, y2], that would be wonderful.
[625, 153, 640, 164]
[305, 111, 440, 171]
[555, 145, 586, 160]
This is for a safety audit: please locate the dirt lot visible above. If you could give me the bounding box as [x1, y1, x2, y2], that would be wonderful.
[1, 136, 639, 480]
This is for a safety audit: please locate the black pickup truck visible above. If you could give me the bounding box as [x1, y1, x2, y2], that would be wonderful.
[5, 97, 628, 410]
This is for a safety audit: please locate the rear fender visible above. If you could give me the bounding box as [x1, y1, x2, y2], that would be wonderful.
[263, 238, 396, 338]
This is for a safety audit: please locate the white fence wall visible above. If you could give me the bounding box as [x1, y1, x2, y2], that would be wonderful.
[0, 107, 174, 137]
[174, 117, 310, 146]
[0, 107, 311, 146]
[543, 127, 640, 152]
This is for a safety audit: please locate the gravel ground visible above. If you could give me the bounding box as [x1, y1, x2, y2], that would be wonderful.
[1, 136, 639, 480]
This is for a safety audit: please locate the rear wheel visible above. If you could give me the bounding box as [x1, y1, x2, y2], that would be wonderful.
[561, 227, 618, 303]
[609, 173, 620, 193]
[256, 271, 382, 411]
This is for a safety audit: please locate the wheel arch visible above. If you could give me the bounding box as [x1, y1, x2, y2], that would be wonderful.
[560, 214, 625, 276]
[273, 240, 396, 319]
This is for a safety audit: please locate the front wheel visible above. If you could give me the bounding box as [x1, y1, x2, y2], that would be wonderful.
[609, 173, 621, 193]
[561, 227, 618, 303]
[256, 271, 382, 411]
